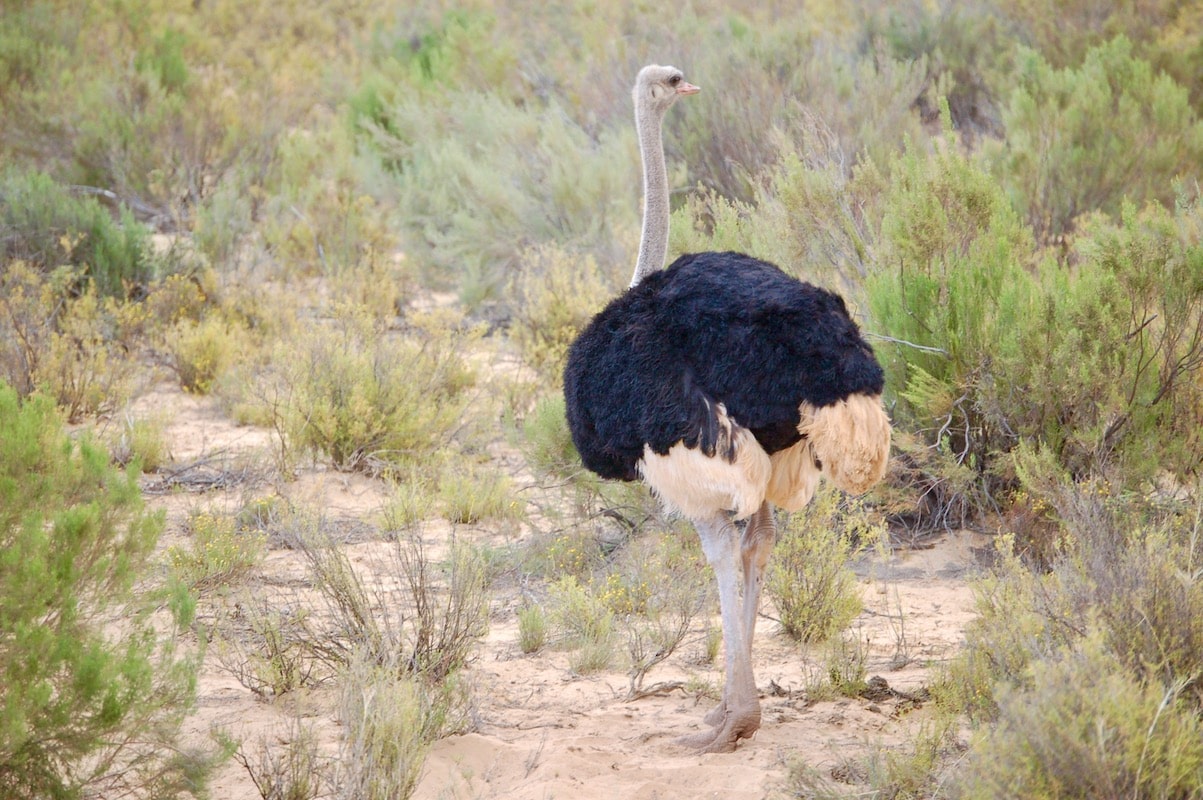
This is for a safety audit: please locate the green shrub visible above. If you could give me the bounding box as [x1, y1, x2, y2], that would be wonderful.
[948, 460, 1203, 726]
[815, 630, 870, 699]
[215, 600, 316, 699]
[994, 36, 1203, 242]
[529, 530, 607, 580]
[613, 532, 712, 696]
[164, 315, 244, 395]
[168, 511, 265, 590]
[766, 487, 875, 643]
[1000, 203, 1203, 483]
[869, 0, 1009, 138]
[517, 605, 548, 655]
[260, 123, 399, 279]
[871, 143, 1203, 517]
[0, 262, 140, 421]
[863, 130, 1059, 509]
[234, 720, 330, 800]
[109, 413, 168, 473]
[192, 174, 256, 270]
[868, 130, 1037, 451]
[506, 243, 620, 384]
[954, 636, 1203, 799]
[0, 382, 212, 799]
[0, 170, 154, 296]
[254, 306, 481, 474]
[71, 47, 280, 229]
[349, 9, 518, 108]
[438, 463, 522, 525]
[548, 576, 615, 674]
[380, 472, 438, 531]
[998, 0, 1203, 106]
[337, 652, 441, 800]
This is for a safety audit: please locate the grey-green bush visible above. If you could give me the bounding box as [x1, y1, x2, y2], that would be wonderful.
[994, 36, 1203, 242]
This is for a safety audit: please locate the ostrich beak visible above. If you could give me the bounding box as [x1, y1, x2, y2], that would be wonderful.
[677, 81, 700, 95]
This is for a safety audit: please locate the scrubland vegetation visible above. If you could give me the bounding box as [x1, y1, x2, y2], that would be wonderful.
[2, 0, 1203, 797]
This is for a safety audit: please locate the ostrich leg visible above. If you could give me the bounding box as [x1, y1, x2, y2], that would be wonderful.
[703, 501, 775, 728]
[677, 512, 762, 753]
[740, 502, 776, 654]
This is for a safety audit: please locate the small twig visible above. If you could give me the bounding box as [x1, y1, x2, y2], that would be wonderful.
[524, 730, 549, 778]
[625, 680, 686, 702]
[865, 332, 949, 356]
[141, 454, 266, 494]
[69, 184, 165, 221]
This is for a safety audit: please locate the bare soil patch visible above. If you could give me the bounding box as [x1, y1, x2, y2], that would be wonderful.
[140, 381, 980, 799]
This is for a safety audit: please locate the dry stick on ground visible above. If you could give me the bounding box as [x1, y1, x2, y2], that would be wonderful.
[141, 452, 268, 495]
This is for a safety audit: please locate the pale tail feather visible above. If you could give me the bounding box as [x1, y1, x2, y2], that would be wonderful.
[765, 440, 822, 512]
[799, 394, 891, 496]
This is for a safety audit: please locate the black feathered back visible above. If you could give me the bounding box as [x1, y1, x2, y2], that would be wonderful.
[563, 252, 885, 482]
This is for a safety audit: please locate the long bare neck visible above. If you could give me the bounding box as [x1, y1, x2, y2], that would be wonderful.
[629, 100, 669, 288]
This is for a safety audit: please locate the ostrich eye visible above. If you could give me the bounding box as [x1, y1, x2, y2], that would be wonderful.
[669, 75, 681, 85]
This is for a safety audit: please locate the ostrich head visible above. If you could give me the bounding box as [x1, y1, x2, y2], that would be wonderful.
[633, 64, 700, 115]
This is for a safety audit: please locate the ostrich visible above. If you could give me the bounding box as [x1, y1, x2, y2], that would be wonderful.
[562, 65, 891, 753]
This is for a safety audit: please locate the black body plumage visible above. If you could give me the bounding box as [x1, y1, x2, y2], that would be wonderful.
[563, 251, 885, 481]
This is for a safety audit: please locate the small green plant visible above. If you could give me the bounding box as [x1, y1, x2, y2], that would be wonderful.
[856, 713, 960, 800]
[549, 576, 615, 674]
[533, 531, 604, 579]
[517, 605, 548, 655]
[820, 630, 871, 699]
[701, 625, 722, 666]
[109, 412, 169, 473]
[380, 473, 438, 531]
[165, 314, 244, 394]
[337, 652, 441, 800]
[169, 511, 265, 590]
[438, 463, 522, 525]
[766, 487, 874, 643]
[394, 535, 491, 681]
[570, 637, 615, 674]
[236, 495, 285, 536]
[605, 532, 712, 695]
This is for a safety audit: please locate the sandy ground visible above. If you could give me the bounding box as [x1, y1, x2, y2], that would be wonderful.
[136, 381, 983, 800]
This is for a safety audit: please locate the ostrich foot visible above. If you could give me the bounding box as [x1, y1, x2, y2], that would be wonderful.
[702, 699, 726, 726]
[675, 703, 761, 754]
